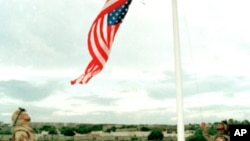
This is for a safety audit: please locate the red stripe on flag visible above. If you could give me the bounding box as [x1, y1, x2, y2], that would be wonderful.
[71, 0, 132, 85]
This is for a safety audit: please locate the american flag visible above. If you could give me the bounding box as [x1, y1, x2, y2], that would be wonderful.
[71, 0, 132, 85]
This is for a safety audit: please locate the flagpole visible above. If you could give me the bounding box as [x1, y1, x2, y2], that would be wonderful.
[172, 0, 185, 140]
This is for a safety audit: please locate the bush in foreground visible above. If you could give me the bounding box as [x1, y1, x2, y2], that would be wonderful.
[148, 128, 164, 141]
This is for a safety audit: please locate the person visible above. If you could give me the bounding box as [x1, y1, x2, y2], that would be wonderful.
[201, 121, 230, 141]
[214, 135, 228, 141]
[11, 107, 36, 141]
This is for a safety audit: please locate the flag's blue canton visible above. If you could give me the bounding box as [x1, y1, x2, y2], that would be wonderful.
[107, 0, 132, 25]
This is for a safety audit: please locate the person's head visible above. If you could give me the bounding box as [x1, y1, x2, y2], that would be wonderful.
[216, 120, 229, 135]
[216, 123, 226, 134]
[215, 136, 228, 141]
[11, 107, 31, 126]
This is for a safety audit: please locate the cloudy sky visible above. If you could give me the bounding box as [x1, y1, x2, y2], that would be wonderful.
[1, 0, 250, 125]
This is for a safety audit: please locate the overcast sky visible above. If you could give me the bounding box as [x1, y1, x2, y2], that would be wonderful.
[1, 0, 250, 125]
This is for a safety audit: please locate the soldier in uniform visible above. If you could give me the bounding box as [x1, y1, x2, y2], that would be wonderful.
[11, 107, 36, 141]
[201, 121, 230, 141]
[214, 135, 228, 141]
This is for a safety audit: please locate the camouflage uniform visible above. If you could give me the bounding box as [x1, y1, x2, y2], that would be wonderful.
[12, 126, 36, 141]
[214, 135, 230, 141]
[202, 130, 230, 141]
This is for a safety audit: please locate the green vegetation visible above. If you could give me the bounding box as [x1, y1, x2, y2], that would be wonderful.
[105, 126, 116, 133]
[0, 119, 250, 141]
[60, 127, 76, 136]
[40, 125, 57, 135]
[140, 126, 150, 131]
[147, 128, 164, 141]
[0, 124, 11, 135]
[76, 124, 102, 134]
[186, 128, 206, 141]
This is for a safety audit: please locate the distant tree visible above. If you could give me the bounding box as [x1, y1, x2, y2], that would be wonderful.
[0, 126, 11, 135]
[186, 134, 206, 141]
[186, 124, 199, 131]
[49, 128, 57, 135]
[77, 125, 91, 134]
[147, 128, 164, 141]
[0, 130, 11, 135]
[166, 125, 177, 133]
[40, 125, 57, 135]
[227, 118, 250, 125]
[207, 125, 217, 135]
[241, 119, 250, 125]
[75, 124, 102, 134]
[111, 126, 116, 132]
[228, 119, 240, 125]
[32, 128, 39, 134]
[124, 125, 137, 128]
[186, 128, 206, 141]
[131, 135, 138, 141]
[40, 125, 52, 131]
[140, 126, 150, 131]
[92, 124, 103, 131]
[228, 118, 234, 125]
[105, 126, 116, 133]
[60, 127, 75, 136]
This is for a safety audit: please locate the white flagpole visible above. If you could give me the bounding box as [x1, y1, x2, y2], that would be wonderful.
[172, 0, 185, 140]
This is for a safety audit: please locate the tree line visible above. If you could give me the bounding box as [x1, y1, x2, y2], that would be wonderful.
[1, 118, 249, 141]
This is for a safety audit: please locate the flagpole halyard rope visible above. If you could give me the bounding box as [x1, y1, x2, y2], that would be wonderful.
[179, 0, 204, 122]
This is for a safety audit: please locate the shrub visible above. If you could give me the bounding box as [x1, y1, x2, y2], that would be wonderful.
[147, 128, 164, 141]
